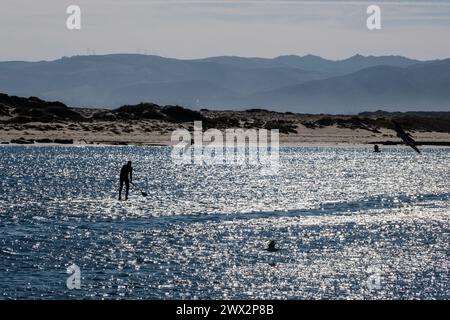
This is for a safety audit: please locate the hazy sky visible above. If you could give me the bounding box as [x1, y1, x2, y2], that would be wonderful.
[1, 0, 450, 61]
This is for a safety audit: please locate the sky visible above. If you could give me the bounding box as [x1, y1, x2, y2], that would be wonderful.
[1, 0, 450, 61]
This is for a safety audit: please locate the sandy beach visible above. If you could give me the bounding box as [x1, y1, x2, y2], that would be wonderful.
[2, 111, 450, 147]
[2, 121, 450, 147]
[1, 93, 450, 147]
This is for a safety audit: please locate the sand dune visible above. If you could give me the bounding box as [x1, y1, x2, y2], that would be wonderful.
[1, 93, 449, 146]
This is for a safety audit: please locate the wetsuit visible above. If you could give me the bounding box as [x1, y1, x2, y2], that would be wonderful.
[119, 164, 132, 200]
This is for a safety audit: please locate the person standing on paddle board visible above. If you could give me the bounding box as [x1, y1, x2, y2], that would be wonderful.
[119, 161, 133, 201]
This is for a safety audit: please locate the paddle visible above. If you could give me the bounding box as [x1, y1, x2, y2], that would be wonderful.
[131, 182, 148, 197]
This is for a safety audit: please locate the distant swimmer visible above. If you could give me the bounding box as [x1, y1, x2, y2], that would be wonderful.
[392, 120, 421, 154]
[119, 161, 133, 201]
[373, 144, 381, 153]
[265, 240, 278, 252]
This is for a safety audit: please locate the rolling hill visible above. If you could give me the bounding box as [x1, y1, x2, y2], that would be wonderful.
[245, 59, 450, 113]
[0, 54, 448, 113]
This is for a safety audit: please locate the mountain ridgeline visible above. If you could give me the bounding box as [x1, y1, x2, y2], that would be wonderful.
[0, 54, 449, 113]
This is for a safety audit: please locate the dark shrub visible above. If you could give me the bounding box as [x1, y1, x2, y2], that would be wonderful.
[115, 103, 164, 120]
[264, 120, 297, 134]
[162, 106, 205, 123]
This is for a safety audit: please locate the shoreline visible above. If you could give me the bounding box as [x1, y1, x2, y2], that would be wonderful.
[2, 124, 450, 147]
[2, 141, 450, 148]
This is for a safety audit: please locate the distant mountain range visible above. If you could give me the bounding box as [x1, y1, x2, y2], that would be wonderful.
[0, 54, 449, 113]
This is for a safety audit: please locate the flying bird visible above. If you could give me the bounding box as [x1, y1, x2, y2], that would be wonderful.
[392, 120, 421, 154]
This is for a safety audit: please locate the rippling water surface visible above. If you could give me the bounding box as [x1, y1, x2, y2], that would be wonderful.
[0, 146, 449, 299]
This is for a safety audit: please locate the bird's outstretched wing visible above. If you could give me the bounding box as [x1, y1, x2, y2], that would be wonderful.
[408, 143, 421, 154]
[392, 120, 406, 136]
[391, 120, 421, 154]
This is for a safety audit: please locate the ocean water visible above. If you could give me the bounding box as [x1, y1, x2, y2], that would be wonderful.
[0, 145, 449, 299]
